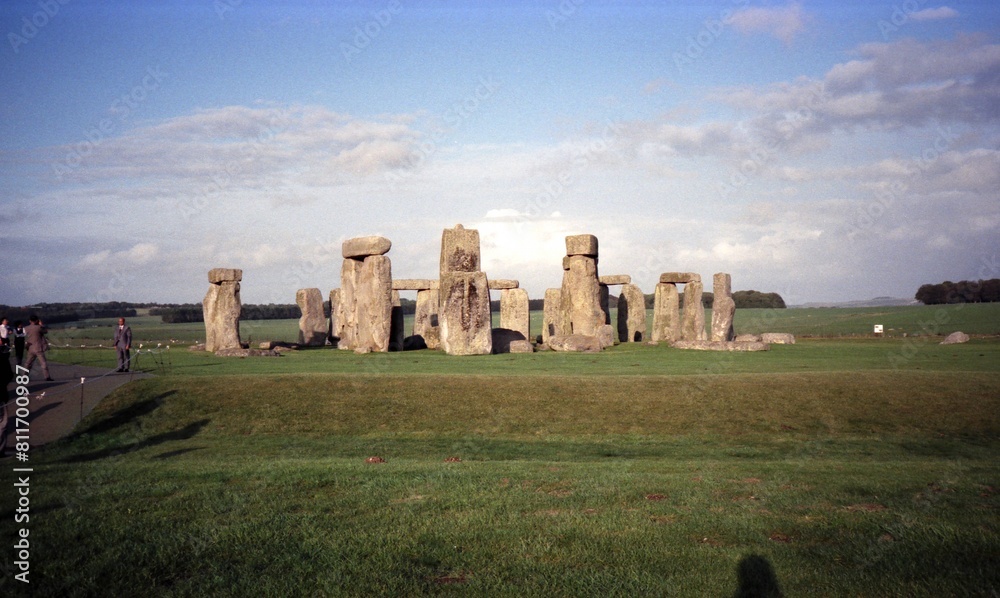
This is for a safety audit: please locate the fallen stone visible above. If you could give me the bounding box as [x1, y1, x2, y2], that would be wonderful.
[735, 334, 762, 342]
[488, 279, 519, 290]
[492, 328, 527, 354]
[565, 234, 599, 257]
[547, 334, 603, 353]
[760, 332, 795, 344]
[188, 343, 206, 352]
[617, 283, 647, 342]
[670, 340, 770, 352]
[208, 268, 242, 284]
[342, 235, 391, 259]
[598, 275, 631, 285]
[509, 340, 534, 353]
[392, 278, 439, 291]
[440, 224, 481, 275]
[940, 331, 970, 345]
[659, 272, 701, 284]
[214, 347, 281, 357]
[296, 288, 327, 346]
[439, 271, 492, 355]
[597, 324, 615, 348]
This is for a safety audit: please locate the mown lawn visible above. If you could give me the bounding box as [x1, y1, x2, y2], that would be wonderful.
[2, 335, 999, 596]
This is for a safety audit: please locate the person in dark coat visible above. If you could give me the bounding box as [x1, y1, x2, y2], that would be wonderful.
[113, 317, 133, 373]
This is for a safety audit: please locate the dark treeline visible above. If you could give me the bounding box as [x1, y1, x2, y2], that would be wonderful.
[153, 299, 419, 323]
[489, 290, 786, 312]
[915, 279, 1000, 305]
[0, 302, 139, 324]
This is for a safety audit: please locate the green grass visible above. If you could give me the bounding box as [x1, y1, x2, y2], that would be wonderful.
[3, 307, 999, 596]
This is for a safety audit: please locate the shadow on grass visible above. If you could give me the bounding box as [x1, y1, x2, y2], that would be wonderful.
[59, 419, 210, 463]
[74, 391, 176, 437]
[152, 447, 205, 460]
[733, 554, 783, 598]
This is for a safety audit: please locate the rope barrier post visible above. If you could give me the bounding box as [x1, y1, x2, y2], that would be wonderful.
[80, 377, 86, 423]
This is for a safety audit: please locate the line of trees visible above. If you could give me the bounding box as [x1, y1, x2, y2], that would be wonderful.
[0, 302, 139, 324]
[915, 279, 1000, 305]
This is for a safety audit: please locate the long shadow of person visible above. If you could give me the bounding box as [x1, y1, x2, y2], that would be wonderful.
[733, 554, 783, 598]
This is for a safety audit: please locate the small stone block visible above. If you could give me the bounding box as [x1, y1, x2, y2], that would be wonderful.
[208, 268, 242, 283]
[342, 236, 392, 259]
[659, 272, 701, 284]
[565, 234, 599, 257]
[598, 275, 631, 285]
[488, 279, 519, 290]
[392, 278, 439, 290]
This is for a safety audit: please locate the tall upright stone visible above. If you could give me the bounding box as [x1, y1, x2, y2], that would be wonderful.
[680, 279, 707, 341]
[203, 268, 242, 352]
[296, 287, 326, 346]
[542, 288, 565, 344]
[413, 288, 441, 349]
[599, 284, 612, 326]
[500, 288, 530, 341]
[439, 224, 492, 355]
[617, 283, 647, 343]
[339, 236, 393, 353]
[560, 236, 604, 337]
[390, 291, 405, 351]
[711, 273, 736, 342]
[651, 283, 680, 342]
[329, 289, 342, 347]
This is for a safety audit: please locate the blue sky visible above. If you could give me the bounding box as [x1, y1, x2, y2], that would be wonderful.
[2, 0, 998, 306]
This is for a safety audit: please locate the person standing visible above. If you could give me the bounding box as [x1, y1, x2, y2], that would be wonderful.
[113, 317, 132, 373]
[13, 322, 25, 366]
[0, 317, 10, 348]
[23, 315, 53, 381]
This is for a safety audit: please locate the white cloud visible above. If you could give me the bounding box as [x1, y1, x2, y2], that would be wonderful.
[729, 2, 807, 44]
[910, 7, 959, 21]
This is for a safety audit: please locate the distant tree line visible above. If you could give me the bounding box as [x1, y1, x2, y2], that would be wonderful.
[153, 299, 419, 323]
[0, 302, 139, 324]
[915, 279, 1000, 305]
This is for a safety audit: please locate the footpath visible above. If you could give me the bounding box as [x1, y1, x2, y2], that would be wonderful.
[3, 359, 151, 452]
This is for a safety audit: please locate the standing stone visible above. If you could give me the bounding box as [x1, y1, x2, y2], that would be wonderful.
[390, 291, 405, 351]
[440, 224, 481, 275]
[561, 254, 603, 337]
[597, 324, 615, 349]
[710, 273, 736, 342]
[680, 279, 707, 341]
[599, 284, 612, 327]
[296, 288, 326, 346]
[203, 268, 242, 353]
[500, 288, 530, 341]
[617, 283, 647, 343]
[356, 255, 393, 352]
[413, 288, 441, 349]
[542, 288, 565, 343]
[338, 258, 364, 350]
[651, 283, 680, 342]
[439, 271, 492, 355]
[329, 289, 342, 348]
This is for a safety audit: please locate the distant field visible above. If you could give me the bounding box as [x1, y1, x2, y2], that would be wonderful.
[47, 302, 1000, 348]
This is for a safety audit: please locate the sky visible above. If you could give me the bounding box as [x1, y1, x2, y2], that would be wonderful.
[1, 0, 998, 307]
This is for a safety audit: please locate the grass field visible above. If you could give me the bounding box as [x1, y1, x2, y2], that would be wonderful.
[2, 305, 999, 596]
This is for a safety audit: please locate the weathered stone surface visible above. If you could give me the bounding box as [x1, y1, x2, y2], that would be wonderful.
[659, 272, 701, 284]
[342, 235, 391, 259]
[710, 273, 735, 342]
[547, 334, 602, 353]
[562, 256, 571, 271]
[413, 288, 441, 350]
[542, 288, 566, 343]
[561, 254, 603, 337]
[488, 279, 519, 290]
[651, 283, 680, 342]
[565, 234, 599, 257]
[680, 279, 707, 341]
[509, 340, 534, 353]
[735, 333, 762, 342]
[940, 331, 970, 345]
[214, 347, 280, 357]
[760, 332, 795, 344]
[670, 340, 770, 352]
[500, 288, 530, 341]
[339, 255, 393, 352]
[329, 289, 342, 348]
[390, 291, 405, 352]
[203, 271, 242, 353]
[439, 271, 492, 355]
[208, 268, 242, 284]
[599, 275, 631, 285]
[617, 283, 647, 342]
[296, 288, 327, 346]
[597, 324, 615, 348]
[491, 328, 527, 354]
[440, 224, 481, 275]
[392, 278, 439, 291]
